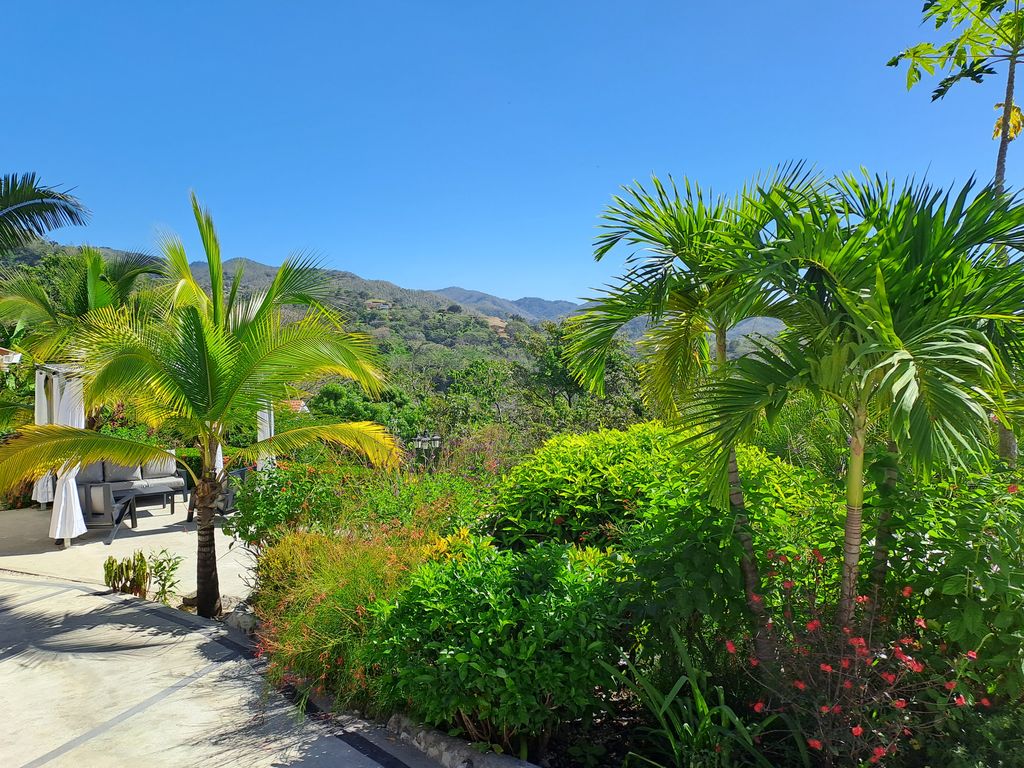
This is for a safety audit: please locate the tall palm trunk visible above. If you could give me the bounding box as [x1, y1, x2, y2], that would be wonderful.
[868, 441, 898, 616]
[997, 52, 1019, 466]
[195, 440, 222, 618]
[716, 327, 771, 662]
[839, 407, 867, 626]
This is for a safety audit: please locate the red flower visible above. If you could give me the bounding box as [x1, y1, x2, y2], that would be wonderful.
[849, 636, 867, 648]
[955, 695, 967, 706]
[1009, 484, 1019, 494]
[966, 650, 978, 660]
[807, 738, 822, 750]
[841, 658, 851, 669]
[906, 659, 925, 673]
[915, 617, 927, 629]
[944, 681, 956, 691]
[820, 663, 834, 673]
[812, 548, 825, 564]
[753, 701, 766, 713]
[851, 725, 864, 737]
[901, 585, 913, 598]
[855, 595, 871, 604]
[766, 549, 776, 560]
[981, 697, 991, 707]
[874, 746, 887, 758]
[843, 680, 853, 689]
[806, 619, 822, 631]
[881, 672, 897, 685]
[793, 679, 807, 690]
[553, 516, 565, 525]
[778, 555, 789, 564]
[782, 580, 795, 590]
[820, 705, 830, 714]
[893, 699, 907, 709]
[725, 640, 737, 654]
[831, 704, 842, 714]
[749, 656, 760, 667]
[749, 592, 763, 604]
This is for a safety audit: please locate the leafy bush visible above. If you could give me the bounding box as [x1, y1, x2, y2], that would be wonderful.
[228, 462, 487, 548]
[483, 423, 841, 554]
[371, 535, 625, 761]
[875, 474, 1024, 696]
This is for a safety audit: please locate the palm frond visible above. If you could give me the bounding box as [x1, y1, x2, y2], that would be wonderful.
[0, 426, 184, 492]
[0, 173, 89, 251]
[233, 421, 399, 469]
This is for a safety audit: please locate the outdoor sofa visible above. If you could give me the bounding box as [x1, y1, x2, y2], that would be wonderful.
[75, 453, 189, 516]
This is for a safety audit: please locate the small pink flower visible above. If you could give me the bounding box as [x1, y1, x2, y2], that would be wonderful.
[966, 650, 978, 660]
[753, 701, 765, 713]
[851, 725, 864, 737]
[893, 699, 907, 709]
[749, 656, 760, 667]
[955, 695, 966, 706]
[881, 672, 897, 685]
[807, 738, 822, 750]
[915, 617, 927, 629]
[806, 619, 822, 631]
[1009, 484, 1019, 494]
[820, 663, 834, 673]
[980, 697, 991, 707]
[725, 640, 737, 654]
[944, 681, 956, 691]
[782, 580, 795, 590]
[855, 595, 871, 604]
[901, 585, 913, 598]
[793, 679, 807, 690]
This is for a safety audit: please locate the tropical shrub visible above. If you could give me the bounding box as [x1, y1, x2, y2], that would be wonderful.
[103, 551, 149, 597]
[371, 535, 626, 761]
[251, 524, 432, 712]
[228, 462, 487, 548]
[147, 548, 183, 604]
[875, 473, 1024, 697]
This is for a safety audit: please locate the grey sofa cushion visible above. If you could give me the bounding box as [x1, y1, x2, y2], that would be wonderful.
[78, 462, 103, 483]
[142, 450, 177, 479]
[104, 461, 141, 482]
[109, 477, 186, 494]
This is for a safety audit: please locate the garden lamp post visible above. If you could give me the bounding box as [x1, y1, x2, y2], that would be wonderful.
[412, 432, 442, 470]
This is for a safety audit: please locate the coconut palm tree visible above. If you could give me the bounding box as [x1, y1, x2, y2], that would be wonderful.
[687, 175, 1024, 625]
[0, 195, 399, 617]
[0, 172, 89, 253]
[0, 246, 162, 360]
[566, 165, 819, 660]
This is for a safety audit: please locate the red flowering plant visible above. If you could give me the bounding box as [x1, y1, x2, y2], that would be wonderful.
[726, 549, 993, 767]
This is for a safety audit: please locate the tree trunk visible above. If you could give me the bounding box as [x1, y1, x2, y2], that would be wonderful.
[997, 53, 1019, 466]
[716, 326, 771, 662]
[995, 53, 1017, 193]
[868, 441, 898, 613]
[195, 441, 223, 618]
[839, 408, 867, 626]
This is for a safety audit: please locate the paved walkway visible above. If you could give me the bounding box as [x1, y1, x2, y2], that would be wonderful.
[0, 573, 438, 768]
[0, 502, 252, 603]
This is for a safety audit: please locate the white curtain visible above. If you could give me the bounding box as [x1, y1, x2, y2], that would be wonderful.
[49, 376, 87, 541]
[256, 401, 275, 470]
[31, 369, 55, 505]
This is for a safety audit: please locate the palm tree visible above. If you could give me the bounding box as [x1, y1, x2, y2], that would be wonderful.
[688, 175, 1024, 625]
[566, 165, 818, 660]
[0, 172, 89, 253]
[0, 246, 161, 360]
[0, 195, 399, 617]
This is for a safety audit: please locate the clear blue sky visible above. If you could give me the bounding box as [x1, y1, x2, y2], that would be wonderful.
[6, 2, 1018, 301]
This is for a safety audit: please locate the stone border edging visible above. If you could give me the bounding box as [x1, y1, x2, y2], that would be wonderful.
[387, 714, 539, 768]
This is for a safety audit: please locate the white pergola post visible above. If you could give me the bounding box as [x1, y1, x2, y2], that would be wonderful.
[256, 401, 275, 470]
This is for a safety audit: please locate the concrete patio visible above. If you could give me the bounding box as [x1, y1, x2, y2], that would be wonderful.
[0, 498, 253, 603]
[0, 572, 438, 768]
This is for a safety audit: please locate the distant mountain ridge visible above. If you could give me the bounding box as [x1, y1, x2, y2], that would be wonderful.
[433, 286, 579, 322]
